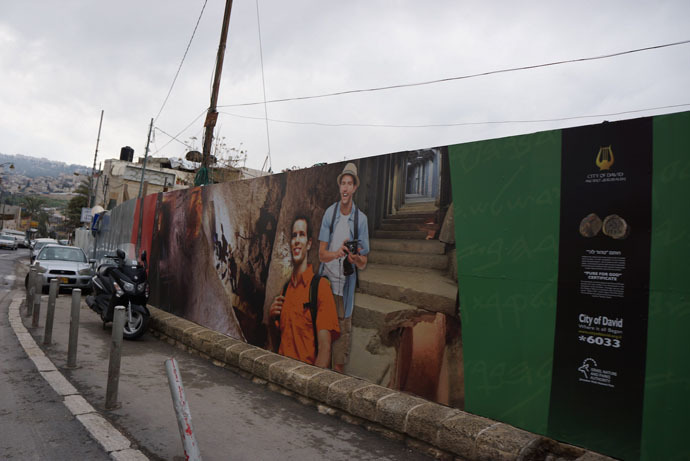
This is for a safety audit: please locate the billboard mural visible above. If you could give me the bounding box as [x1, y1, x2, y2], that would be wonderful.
[126, 148, 462, 407]
[87, 111, 690, 460]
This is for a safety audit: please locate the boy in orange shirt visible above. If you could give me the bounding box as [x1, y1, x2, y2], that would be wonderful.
[269, 215, 340, 367]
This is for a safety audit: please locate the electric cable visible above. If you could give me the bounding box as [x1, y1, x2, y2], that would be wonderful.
[154, 0, 208, 123]
[152, 108, 208, 155]
[217, 102, 690, 129]
[217, 39, 690, 108]
[255, 0, 272, 172]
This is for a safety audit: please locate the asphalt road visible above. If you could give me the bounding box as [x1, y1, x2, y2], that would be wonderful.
[0, 248, 110, 460]
[5, 247, 431, 460]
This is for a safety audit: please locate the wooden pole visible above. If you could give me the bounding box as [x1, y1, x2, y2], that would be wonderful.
[201, 0, 234, 170]
[90, 110, 104, 207]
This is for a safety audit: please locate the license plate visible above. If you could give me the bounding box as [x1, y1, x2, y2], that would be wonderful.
[59, 277, 69, 284]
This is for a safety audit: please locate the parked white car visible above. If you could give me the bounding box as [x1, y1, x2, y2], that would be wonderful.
[28, 244, 94, 293]
[0, 234, 18, 250]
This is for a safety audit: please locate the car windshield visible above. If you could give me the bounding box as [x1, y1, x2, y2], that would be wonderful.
[38, 247, 87, 262]
[0, 236, 12, 241]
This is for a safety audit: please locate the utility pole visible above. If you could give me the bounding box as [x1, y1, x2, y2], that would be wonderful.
[197, 0, 234, 186]
[138, 118, 154, 199]
[92, 161, 102, 207]
[136, 118, 154, 258]
[90, 110, 104, 207]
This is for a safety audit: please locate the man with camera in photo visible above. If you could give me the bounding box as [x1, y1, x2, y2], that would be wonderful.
[269, 215, 340, 368]
[319, 162, 370, 373]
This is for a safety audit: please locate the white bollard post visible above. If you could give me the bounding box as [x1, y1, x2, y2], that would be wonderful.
[165, 357, 202, 460]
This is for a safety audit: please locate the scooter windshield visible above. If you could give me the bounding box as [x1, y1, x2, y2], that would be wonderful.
[117, 243, 139, 265]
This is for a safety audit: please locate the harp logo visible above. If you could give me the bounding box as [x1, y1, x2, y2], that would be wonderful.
[596, 146, 614, 171]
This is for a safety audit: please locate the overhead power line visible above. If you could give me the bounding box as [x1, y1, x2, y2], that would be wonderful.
[152, 108, 207, 155]
[154, 0, 209, 123]
[218, 103, 690, 129]
[216, 39, 690, 109]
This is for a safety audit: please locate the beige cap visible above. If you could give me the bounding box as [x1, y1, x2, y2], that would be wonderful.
[337, 162, 359, 187]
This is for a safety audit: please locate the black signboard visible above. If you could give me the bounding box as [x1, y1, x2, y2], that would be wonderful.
[548, 118, 652, 459]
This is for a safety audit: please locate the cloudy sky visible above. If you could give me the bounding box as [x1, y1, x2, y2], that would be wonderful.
[1, 1, 688, 173]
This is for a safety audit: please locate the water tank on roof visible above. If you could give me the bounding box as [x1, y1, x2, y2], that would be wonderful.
[120, 146, 134, 162]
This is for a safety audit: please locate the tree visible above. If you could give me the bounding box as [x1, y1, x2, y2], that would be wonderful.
[66, 179, 89, 229]
[23, 196, 44, 221]
[37, 209, 50, 238]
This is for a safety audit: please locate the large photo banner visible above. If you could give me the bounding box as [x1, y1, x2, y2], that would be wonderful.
[133, 148, 463, 408]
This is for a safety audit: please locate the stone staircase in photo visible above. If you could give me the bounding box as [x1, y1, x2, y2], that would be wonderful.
[347, 200, 458, 385]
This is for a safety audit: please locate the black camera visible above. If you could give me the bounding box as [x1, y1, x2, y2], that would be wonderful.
[342, 240, 359, 276]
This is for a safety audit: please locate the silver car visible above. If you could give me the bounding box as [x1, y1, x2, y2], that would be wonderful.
[0, 235, 18, 250]
[30, 238, 58, 262]
[30, 244, 94, 293]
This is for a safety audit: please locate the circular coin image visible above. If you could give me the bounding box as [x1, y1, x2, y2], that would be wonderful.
[602, 214, 629, 239]
[579, 213, 602, 238]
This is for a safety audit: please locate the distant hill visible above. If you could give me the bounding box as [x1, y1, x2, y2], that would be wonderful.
[0, 153, 90, 178]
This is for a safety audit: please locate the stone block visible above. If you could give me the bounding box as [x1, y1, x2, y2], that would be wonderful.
[253, 353, 288, 380]
[77, 413, 131, 452]
[375, 392, 427, 433]
[225, 342, 254, 367]
[206, 331, 230, 353]
[40, 371, 77, 396]
[278, 365, 326, 396]
[63, 395, 96, 415]
[193, 329, 221, 355]
[267, 357, 304, 384]
[475, 423, 543, 461]
[306, 371, 348, 403]
[350, 385, 396, 421]
[182, 325, 206, 345]
[164, 318, 191, 340]
[326, 377, 370, 411]
[436, 412, 495, 459]
[238, 348, 270, 372]
[405, 403, 461, 445]
[211, 337, 239, 362]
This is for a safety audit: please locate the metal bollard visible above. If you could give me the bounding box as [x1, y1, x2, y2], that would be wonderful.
[43, 279, 59, 345]
[66, 289, 81, 368]
[26, 267, 36, 316]
[105, 305, 125, 410]
[165, 358, 202, 461]
[32, 274, 42, 328]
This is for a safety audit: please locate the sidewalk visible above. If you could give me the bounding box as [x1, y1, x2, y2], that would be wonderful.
[16, 286, 428, 461]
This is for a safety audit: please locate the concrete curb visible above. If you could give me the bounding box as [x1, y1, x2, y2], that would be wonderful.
[148, 306, 616, 461]
[7, 296, 149, 461]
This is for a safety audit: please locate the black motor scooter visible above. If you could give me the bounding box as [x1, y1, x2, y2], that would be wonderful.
[86, 249, 150, 339]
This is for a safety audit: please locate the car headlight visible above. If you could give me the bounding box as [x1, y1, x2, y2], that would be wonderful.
[78, 268, 94, 276]
[122, 281, 135, 293]
[35, 265, 47, 273]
